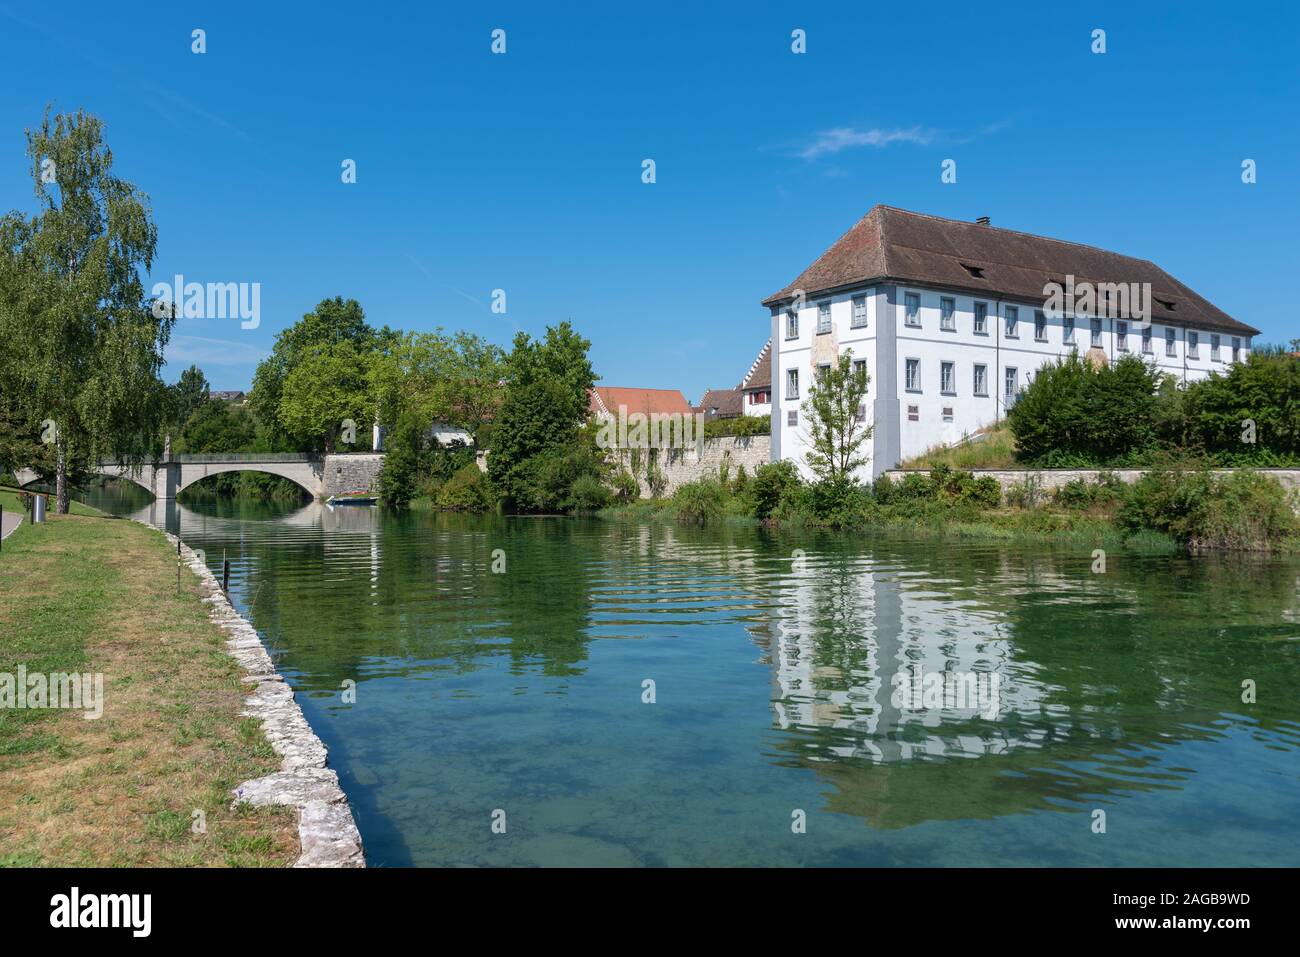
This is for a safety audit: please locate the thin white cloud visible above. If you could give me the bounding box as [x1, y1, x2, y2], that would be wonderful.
[165, 334, 267, 367]
[797, 126, 934, 160]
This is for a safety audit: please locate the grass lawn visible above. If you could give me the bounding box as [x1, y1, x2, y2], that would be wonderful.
[0, 497, 297, 866]
[899, 424, 1020, 470]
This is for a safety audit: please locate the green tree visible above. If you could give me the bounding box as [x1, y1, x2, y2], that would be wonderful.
[0, 108, 171, 511]
[370, 329, 505, 444]
[488, 322, 597, 511]
[276, 340, 372, 452]
[801, 353, 872, 481]
[1183, 349, 1300, 463]
[179, 398, 256, 454]
[249, 297, 379, 449]
[172, 365, 209, 425]
[1008, 353, 1162, 466]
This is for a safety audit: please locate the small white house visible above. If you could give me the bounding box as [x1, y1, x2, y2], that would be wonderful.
[763, 206, 1260, 479]
[372, 421, 474, 451]
[739, 340, 772, 419]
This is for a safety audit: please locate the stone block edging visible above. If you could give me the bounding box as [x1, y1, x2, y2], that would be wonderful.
[157, 527, 365, 867]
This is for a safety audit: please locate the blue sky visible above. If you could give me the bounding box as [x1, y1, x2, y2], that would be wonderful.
[2, 1, 1296, 398]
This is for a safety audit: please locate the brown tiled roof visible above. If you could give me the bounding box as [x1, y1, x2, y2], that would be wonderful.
[762, 205, 1259, 336]
[695, 388, 743, 419]
[739, 340, 771, 390]
[589, 386, 694, 417]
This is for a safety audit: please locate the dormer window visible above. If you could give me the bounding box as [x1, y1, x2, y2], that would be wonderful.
[1155, 297, 1176, 311]
[961, 263, 985, 279]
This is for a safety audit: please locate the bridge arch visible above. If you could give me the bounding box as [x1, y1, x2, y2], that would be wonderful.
[175, 463, 321, 499]
[12, 466, 158, 496]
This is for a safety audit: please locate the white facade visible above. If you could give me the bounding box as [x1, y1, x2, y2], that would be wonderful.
[771, 285, 1252, 479]
[742, 389, 771, 420]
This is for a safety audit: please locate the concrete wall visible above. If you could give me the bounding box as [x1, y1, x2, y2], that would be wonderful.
[322, 453, 384, 498]
[884, 468, 1300, 495]
[614, 435, 772, 497]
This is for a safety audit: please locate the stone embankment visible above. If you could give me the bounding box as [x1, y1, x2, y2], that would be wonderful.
[167, 531, 365, 867]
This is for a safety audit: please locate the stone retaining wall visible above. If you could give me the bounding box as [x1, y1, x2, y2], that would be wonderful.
[884, 467, 1300, 494]
[614, 435, 772, 497]
[164, 529, 365, 867]
[322, 453, 385, 498]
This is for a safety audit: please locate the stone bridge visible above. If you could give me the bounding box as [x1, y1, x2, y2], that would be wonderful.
[14, 453, 385, 501]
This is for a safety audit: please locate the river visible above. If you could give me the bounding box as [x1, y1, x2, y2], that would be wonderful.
[84, 482, 1300, 867]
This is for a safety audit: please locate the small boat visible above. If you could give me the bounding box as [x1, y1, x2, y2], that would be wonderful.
[326, 490, 378, 506]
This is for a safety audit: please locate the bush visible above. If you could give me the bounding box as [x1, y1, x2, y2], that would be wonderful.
[611, 470, 639, 503]
[963, 476, 1003, 509]
[1008, 353, 1163, 466]
[809, 476, 873, 527]
[748, 460, 801, 521]
[1053, 472, 1125, 511]
[1004, 474, 1045, 509]
[673, 479, 727, 524]
[1119, 467, 1297, 550]
[436, 463, 494, 511]
[703, 415, 770, 438]
[730, 465, 749, 497]
[1193, 472, 1298, 550]
[569, 472, 611, 511]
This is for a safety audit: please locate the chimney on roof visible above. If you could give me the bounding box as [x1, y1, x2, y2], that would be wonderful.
[975, 216, 991, 226]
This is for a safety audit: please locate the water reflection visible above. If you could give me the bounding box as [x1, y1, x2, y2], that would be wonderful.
[88, 483, 1300, 866]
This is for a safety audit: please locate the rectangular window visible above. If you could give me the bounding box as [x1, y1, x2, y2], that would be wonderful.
[974, 301, 988, 335]
[1090, 318, 1102, 347]
[748, 390, 769, 405]
[787, 409, 797, 427]
[1004, 367, 1017, 398]
[940, 297, 956, 331]
[1063, 317, 1075, 344]
[785, 309, 798, 339]
[786, 367, 799, 399]
[1188, 331, 1199, 359]
[851, 295, 868, 328]
[855, 404, 866, 423]
[1142, 325, 1153, 354]
[940, 361, 955, 394]
[1232, 337, 1241, 362]
[816, 361, 831, 382]
[1117, 320, 1128, 351]
[905, 292, 921, 326]
[1211, 334, 1221, 360]
[942, 406, 954, 423]
[817, 301, 832, 334]
[905, 358, 920, 392]
[1034, 310, 1047, 341]
[1005, 306, 1019, 337]
[852, 358, 867, 378]
[973, 364, 988, 396]
[1165, 327, 1176, 357]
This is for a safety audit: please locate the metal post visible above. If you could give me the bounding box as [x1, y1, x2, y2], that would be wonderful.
[222, 558, 230, 593]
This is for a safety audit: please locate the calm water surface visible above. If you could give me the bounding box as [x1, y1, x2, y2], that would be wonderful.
[94, 484, 1300, 866]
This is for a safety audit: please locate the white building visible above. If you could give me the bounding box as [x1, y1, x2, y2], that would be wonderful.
[764, 206, 1260, 478]
[738, 340, 772, 419]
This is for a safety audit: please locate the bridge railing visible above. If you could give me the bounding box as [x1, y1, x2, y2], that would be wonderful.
[172, 453, 319, 463]
[95, 453, 321, 466]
